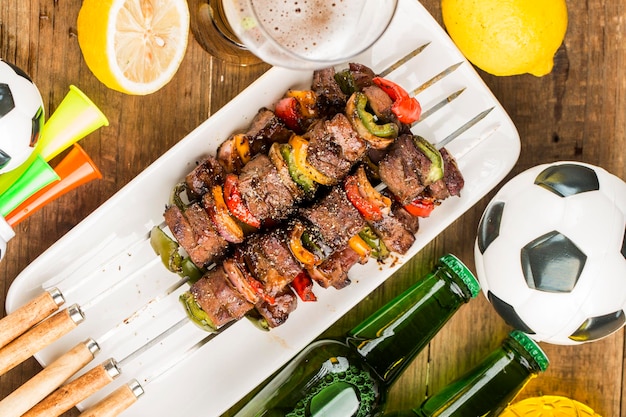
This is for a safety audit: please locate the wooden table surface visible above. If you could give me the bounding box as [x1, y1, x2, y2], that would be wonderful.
[1, 0, 624, 415]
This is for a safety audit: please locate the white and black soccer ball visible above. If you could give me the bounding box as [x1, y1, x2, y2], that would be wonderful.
[475, 161, 626, 345]
[0, 59, 45, 174]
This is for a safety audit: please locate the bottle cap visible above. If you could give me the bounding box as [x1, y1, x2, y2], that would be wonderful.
[438, 253, 481, 298]
[509, 330, 550, 372]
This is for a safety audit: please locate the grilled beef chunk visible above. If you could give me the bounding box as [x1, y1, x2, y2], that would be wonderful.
[308, 246, 362, 289]
[255, 287, 298, 328]
[440, 148, 464, 197]
[300, 187, 366, 252]
[427, 178, 450, 201]
[185, 155, 225, 199]
[238, 154, 297, 222]
[223, 258, 260, 304]
[362, 85, 394, 120]
[242, 229, 303, 296]
[367, 208, 416, 255]
[305, 113, 367, 181]
[392, 204, 421, 235]
[350, 63, 376, 90]
[164, 205, 197, 262]
[378, 134, 430, 205]
[190, 281, 233, 328]
[191, 266, 254, 327]
[304, 120, 349, 181]
[208, 266, 254, 319]
[164, 204, 228, 268]
[324, 113, 368, 163]
[246, 108, 293, 155]
[312, 67, 347, 117]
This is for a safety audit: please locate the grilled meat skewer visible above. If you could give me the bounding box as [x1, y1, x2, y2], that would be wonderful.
[165, 64, 411, 269]
[158, 62, 464, 332]
[182, 142, 464, 331]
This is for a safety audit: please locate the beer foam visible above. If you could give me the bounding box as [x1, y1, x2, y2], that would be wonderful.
[252, 0, 356, 59]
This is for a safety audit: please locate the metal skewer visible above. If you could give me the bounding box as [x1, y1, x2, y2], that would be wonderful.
[0, 270, 191, 416]
[436, 107, 495, 149]
[77, 326, 226, 417]
[452, 122, 502, 161]
[411, 62, 464, 96]
[0, 77, 468, 412]
[2, 44, 496, 415]
[18, 318, 189, 417]
[0, 241, 167, 378]
[376, 42, 430, 77]
[21, 319, 233, 417]
[0, 225, 162, 351]
[413, 88, 466, 124]
[47, 107, 498, 417]
[0, 43, 434, 356]
[0, 55, 462, 380]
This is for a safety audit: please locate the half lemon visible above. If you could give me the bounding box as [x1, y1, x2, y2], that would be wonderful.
[77, 0, 190, 95]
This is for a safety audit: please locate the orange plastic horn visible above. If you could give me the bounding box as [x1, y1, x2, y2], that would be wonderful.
[5, 144, 102, 227]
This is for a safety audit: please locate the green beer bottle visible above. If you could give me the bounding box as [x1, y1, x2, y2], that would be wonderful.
[385, 330, 549, 417]
[234, 253, 481, 417]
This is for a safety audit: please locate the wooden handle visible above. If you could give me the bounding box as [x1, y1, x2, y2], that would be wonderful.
[0, 304, 84, 376]
[23, 359, 121, 417]
[0, 288, 64, 350]
[0, 339, 99, 417]
[78, 381, 143, 417]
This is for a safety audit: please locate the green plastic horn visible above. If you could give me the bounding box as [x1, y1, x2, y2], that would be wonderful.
[5, 144, 102, 226]
[0, 154, 59, 217]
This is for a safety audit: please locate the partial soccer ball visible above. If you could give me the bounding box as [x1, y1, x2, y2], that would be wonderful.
[0, 59, 45, 174]
[475, 162, 626, 345]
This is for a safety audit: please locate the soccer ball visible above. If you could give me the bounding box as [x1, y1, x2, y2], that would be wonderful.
[475, 161, 626, 345]
[0, 59, 45, 174]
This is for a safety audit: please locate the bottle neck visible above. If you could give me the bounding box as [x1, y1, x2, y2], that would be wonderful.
[346, 257, 477, 386]
[410, 332, 548, 417]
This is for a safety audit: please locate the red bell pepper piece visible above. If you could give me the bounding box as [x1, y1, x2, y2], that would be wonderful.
[404, 196, 436, 218]
[249, 275, 276, 305]
[291, 272, 317, 302]
[344, 166, 391, 222]
[206, 185, 245, 243]
[344, 174, 383, 221]
[372, 76, 422, 124]
[223, 173, 261, 229]
[233, 251, 276, 305]
[275, 96, 301, 131]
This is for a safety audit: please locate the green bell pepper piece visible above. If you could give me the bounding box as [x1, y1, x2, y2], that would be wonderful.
[413, 136, 444, 184]
[354, 92, 399, 138]
[280, 144, 317, 195]
[358, 225, 390, 261]
[334, 69, 357, 95]
[180, 291, 217, 332]
[150, 226, 183, 274]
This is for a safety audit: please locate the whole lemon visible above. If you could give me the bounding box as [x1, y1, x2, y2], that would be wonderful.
[441, 0, 567, 76]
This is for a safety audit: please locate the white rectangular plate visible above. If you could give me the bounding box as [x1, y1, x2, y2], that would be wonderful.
[6, 0, 520, 415]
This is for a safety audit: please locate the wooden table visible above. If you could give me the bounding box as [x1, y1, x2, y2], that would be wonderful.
[1, 0, 624, 415]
